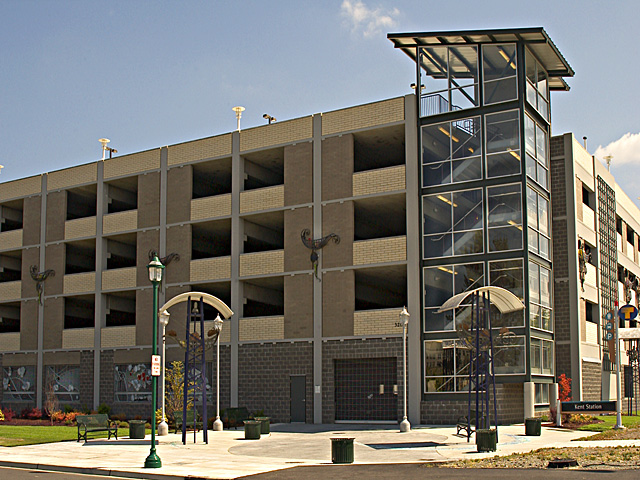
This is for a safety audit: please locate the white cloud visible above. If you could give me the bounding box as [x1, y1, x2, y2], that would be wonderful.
[594, 132, 640, 167]
[340, 1, 400, 38]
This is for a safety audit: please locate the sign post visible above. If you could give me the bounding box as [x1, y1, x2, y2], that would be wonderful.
[616, 303, 638, 429]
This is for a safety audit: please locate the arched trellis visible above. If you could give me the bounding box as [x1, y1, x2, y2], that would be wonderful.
[438, 286, 524, 443]
[158, 292, 233, 444]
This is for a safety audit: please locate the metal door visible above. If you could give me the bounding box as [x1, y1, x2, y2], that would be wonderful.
[290, 375, 306, 422]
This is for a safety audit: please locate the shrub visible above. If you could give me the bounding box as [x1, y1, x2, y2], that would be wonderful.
[111, 412, 127, 422]
[3, 407, 16, 422]
[64, 412, 78, 423]
[97, 403, 111, 415]
[0, 408, 4, 422]
[51, 411, 66, 423]
[63, 404, 75, 413]
[21, 407, 42, 420]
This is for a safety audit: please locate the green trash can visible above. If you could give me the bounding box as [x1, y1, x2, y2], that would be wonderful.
[525, 417, 542, 436]
[254, 416, 270, 434]
[244, 420, 262, 440]
[129, 420, 146, 439]
[476, 429, 497, 452]
[331, 437, 354, 464]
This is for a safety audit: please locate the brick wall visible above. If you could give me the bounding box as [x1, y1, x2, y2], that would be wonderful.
[239, 185, 284, 214]
[322, 201, 353, 269]
[322, 338, 404, 423]
[190, 194, 231, 221]
[352, 165, 406, 197]
[79, 350, 94, 409]
[284, 207, 313, 273]
[43, 297, 64, 350]
[582, 360, 602, 401]
[321, 135, 353, 201]
[166, 166, 192, 225]
[64, 217, 96, 240]
[0, 176, 41, 202]
[353, 236, 406, 265]
[420, 383, 524, 425]
[22, 195, 42, 246]
[240, 117, 313, 152]
[284, 142, 313, 206]
[239, 250, 284, 277]
[284, 274, 313, 338]
[20, 300, 38, 350]
[238, 342, 313, 423]
[322, 270, 355, 337]
[168, 134, 232, 166]
[45, 190, 66, 242]
[138, 172, 160, 228]
[104, 149, 160, 179]
[321, 98, 404, 136]
[48, 164, 97, 191]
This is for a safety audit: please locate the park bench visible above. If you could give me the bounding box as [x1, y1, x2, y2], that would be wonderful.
[456, 410, 486, 439]
[175, 409, 203, 433]
[76, 414, 118, 442]
[224, 407, 250, 429]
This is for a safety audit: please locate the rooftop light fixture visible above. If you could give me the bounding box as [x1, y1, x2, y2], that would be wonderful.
[263, 113, 277, 124]
[232, 106, 245, 131]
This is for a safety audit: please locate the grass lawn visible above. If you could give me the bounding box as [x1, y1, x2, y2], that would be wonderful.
[577, 414, 640, 432]
[0, 425, 146, 447]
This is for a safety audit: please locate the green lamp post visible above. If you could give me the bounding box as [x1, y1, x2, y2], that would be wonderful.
[145, 255, 164, 469]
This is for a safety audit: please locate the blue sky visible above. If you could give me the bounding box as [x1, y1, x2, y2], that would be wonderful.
[1, 1, 639, 199]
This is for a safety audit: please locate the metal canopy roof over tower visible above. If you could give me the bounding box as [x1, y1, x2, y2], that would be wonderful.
[388, 27, 574, 91]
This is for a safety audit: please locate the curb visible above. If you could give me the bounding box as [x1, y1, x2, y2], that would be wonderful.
[0, 461, 192, 480]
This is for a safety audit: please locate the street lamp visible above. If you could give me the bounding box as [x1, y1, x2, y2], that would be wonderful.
[145, 255, 164, 469]
[212, 314, 224, 431]
[399, 307, 411, 432]
[157, 310, 170, 436]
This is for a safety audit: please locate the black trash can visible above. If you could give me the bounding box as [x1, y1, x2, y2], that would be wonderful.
[331, 437, 354, 464]
[244, 420, 262, 440]
[525, 417, 542, 436]
[476, 429, 497, 452]
[254, 416, 270, 434]
[129, 420, 146, 439]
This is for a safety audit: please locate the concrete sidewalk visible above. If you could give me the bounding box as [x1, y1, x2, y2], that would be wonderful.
[0, 424, 636, 479]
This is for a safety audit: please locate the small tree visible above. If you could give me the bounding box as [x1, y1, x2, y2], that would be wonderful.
[558, 373, 572, 401]
[164, 361, 193, 425]
[44, 381, 60, 425]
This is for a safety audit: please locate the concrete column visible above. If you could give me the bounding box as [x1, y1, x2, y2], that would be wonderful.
[230, 131, 242, 407]
[93, 161, 105, 409]
[404, 94, 421, 426]
[549, 382, 559, 414]
[36, 174, 47, 409]
[312, 114, 323, 424]
[524, 381, 535, 419]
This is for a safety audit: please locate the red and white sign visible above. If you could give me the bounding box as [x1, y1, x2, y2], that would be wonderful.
[151, 355, 162, 376]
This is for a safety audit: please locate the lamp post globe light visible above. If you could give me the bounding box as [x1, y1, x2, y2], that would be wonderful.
[145, 255, 164, 469]
[399, 306, 411, 432]
[157, 310, 170, 436]
[213, 314, 224, 431]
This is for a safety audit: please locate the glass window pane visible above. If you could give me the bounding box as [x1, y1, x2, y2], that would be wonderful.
[538, 94, 549, 121]
[452, 157, 482, 183]
[425, 341, 446, 376]
[528, 227, 539, 254]
[536, 164, 548, 189]
[526, 50, 536, 85]
[531, 338, 542, 374]
[526, 154, 537, 180]
[424, 233, 453, 258]
[486, 110, 520, 154]
[422, 123, 451, 164]
[489, 226, 523, 251]
[423, 194, 452, 234]
[452, 117, 481, 159]
[525, 115, 536, 156]
[424, 266, 453, 307]
[542, 341, 553, 375]
[454, 263, 485, 294]
[541, 307, 552, 331]
[536, 124, 547, 166]
[487, 152, 521, 177]
[451, 86, 478, 110]
[538, 196, 549, 235]
[539, 236, 550, 259]
[483, 44, 517, 82]
[490, 259, 524, 299]
[423, 162, 452, 187]
[530, 304, 541, 329]
[421, 47, 448, 96]
[537, 69, 548, 99]
[3, 366, 36, 402]
[424, 308, 453, 331]
[453, 230, 483, 255]
[540, 267, 551, 307]
[485, 77, 518, 105]
[488, 184, 522, 227]
[529, 261, 540, 303]
[527, 187, 538, 227]
[449, 46, 478, 88]
[453, 189, 483, 231]
[494, 336, 525, 374]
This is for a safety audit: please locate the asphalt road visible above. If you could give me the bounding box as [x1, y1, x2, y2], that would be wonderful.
[240, 464, 640, 480]
[0, 467, 138, 480]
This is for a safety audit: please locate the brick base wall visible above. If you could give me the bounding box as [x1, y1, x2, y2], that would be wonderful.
[420, 383, 524, 425]
[582, 360, 602, 401]
[79, 350, 94, 410]
[238, 342, 313, 423]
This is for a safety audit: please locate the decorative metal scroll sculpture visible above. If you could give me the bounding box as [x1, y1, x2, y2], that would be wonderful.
[578, 238, 591, 292]
[148, 250, 180, 267]
[30, 265, 55, 305]
[300, 229, 340, 279]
